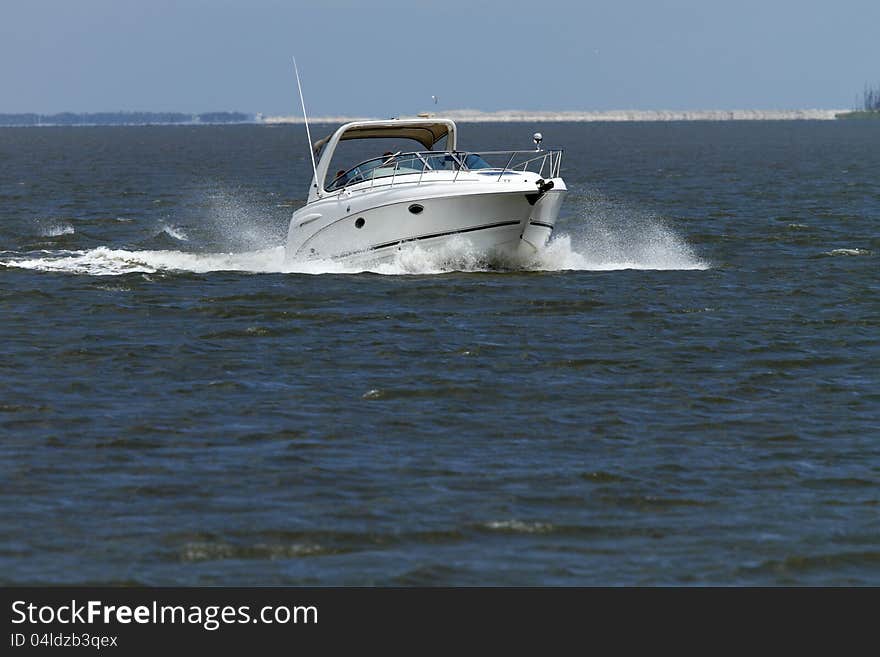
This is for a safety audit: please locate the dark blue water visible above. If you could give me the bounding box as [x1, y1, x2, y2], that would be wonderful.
[1, 122, 878, 585]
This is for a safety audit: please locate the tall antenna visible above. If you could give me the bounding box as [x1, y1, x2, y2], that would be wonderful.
[293, 56, 318, 186]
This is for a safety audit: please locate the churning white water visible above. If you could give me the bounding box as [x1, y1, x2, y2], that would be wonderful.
[1, 215, 707, 276]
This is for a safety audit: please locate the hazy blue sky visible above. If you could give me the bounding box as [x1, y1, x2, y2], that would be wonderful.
[2, 0, 878, 115]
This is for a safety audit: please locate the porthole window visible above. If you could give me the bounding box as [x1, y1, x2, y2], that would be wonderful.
[355, 217, 365, 228]
[408, 204, 424, 215]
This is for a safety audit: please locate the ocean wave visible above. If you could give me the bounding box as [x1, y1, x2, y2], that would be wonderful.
[823, 248, 872, 257]
[159, 224, 189, 241]
[0, 247, 288, 276]
[479, 520, 556, 534]
[37, 221, 75, 237]
[180, 541, 332, 562]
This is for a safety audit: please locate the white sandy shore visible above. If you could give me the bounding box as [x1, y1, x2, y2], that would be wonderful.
[263, 108, 846, 124]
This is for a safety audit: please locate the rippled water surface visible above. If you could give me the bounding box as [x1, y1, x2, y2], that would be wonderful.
[1, 122, 878, 585]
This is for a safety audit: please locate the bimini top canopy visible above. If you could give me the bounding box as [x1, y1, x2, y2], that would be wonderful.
[312, 119, 457, 156]
[307, 119, 457, 201]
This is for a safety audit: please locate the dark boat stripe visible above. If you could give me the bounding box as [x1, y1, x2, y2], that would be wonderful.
[530, 221, 554, 229]
[369, 220, 522, 251]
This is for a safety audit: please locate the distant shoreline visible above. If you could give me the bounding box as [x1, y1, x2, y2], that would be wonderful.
[267, 109, 847, 124]
[0, 108, 849, 127]
[0, 111, 256, 128]
[835, 110, 880, 120]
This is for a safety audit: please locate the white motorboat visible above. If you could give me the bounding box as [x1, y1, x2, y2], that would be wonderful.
[285, 118, 566, 264]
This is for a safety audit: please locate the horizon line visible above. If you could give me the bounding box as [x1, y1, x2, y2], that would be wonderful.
[0, 107, 857, 127]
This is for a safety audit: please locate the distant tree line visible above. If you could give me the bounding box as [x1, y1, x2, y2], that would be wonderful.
[862, 84, 880, 112]
[0, 111, 257, 127]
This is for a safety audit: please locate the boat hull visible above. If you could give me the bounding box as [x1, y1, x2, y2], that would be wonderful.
[285, 178, 566, 264]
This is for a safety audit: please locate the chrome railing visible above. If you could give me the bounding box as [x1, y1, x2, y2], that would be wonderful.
[326, 149, 563, 193]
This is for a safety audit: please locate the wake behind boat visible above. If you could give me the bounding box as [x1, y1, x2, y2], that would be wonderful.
[285, 118, 566, 265]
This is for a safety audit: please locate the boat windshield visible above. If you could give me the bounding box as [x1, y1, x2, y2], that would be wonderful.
[462, 153, 492, 169]
[327, 153, 427, 190]
[326, 151, 495, 191]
